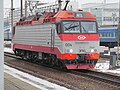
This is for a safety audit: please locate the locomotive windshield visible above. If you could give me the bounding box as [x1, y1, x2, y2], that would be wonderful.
[62, 21, 97, 34]
[63, 21, 80, 33]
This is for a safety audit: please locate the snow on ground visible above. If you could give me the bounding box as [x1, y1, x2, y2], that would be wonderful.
[94, 61, 120, 75]
[4, 41, 11, 45]
[99, 68, 120, 74]
[4, 65, 69, 90]
[95, 61, 110, 70]
[4, 47, 14, 53]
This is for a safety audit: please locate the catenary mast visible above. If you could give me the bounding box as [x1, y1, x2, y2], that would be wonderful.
[0, 0, 4, 89]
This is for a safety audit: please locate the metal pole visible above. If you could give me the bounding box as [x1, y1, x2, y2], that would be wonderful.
[104, 0, 106, 4]
[112, 13, 116, 26]
[0, 0, 4, 89]
[11, 0, 14, 36]
[25, 0, 27, 17]
[58, 0, 62, 10]
[102, 1, 105, 26]
[21, 0, 23, 17]
[117, 0, 120, 66]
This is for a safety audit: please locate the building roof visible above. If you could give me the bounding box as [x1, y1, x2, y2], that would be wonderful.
[82, 3, 118, 9]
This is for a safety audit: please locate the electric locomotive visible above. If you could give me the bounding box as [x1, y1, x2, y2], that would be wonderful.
[12, 2, 100, 70]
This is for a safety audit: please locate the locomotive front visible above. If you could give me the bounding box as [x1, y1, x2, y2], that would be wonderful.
[54, 11, 100, 69]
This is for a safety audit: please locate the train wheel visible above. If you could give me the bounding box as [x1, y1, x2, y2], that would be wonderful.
[51, 55, 56, 66]
[58, 60, 66, 70]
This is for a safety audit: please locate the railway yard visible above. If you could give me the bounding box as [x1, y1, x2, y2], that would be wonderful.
[2, 0, 120, 90]
[4, 46, 120, 90]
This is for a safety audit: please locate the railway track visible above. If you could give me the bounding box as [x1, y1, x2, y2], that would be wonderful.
[4, 52, 16, 58]
[4, 52, 120, 90]
[71, 70, 120, 87]
[4, 52, 80, 90]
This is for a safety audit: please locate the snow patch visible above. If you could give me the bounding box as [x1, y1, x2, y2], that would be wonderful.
[99, 68, 120, 74]
[95, 61, 110, 70]
[4, 41, 11, 45]
[4, 65, 69, 90]
[4, 47, 14, 53]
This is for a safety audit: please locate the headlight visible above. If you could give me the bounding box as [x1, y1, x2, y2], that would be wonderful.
[91, 49, 95, 53]
[69, 49, 73, 53]
[91, 49, 97, 53]
[66, 49, 73, 53]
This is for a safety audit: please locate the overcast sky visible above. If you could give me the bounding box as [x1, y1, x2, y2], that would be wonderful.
[4, 0, 119, 8]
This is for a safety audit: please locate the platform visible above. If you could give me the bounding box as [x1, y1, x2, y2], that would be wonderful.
[4, 73, 40, 90]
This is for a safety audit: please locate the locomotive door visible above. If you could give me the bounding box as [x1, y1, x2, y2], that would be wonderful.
[51, 25, 55, 50]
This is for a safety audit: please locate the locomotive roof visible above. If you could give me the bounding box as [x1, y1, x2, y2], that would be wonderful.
[20, 10, 96, 21]
[54, 10, 96, 19]
[16, 10, 96, 26]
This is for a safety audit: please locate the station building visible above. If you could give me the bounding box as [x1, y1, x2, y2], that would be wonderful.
[81, 3, 119, 26]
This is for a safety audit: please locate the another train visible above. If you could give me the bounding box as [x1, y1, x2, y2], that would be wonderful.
[98, 25, 119, 48]
[12, 3, 100, 70]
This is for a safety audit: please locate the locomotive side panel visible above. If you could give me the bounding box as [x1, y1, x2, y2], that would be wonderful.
[13, 24, 63, 54]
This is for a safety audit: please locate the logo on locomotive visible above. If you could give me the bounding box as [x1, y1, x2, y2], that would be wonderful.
[77, 35, 86, 40]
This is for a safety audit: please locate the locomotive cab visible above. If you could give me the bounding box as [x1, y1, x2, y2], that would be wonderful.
[54, 20, 100, 69]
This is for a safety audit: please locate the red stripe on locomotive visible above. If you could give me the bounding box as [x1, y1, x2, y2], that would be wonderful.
[58, 34, 99, 41]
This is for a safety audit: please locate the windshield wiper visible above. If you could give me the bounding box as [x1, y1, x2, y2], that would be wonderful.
[66, 25, 79, 30]
[81, 25, 88, 33]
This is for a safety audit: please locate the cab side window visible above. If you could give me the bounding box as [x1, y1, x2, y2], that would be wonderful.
[12, 26, 15, 35]
[56, 23, 61, 34]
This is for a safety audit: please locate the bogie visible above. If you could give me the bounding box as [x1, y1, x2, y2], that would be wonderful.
[14, 49, 66, 69]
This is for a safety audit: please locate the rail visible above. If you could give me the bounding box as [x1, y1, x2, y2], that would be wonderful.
[4, 52, 120, 88]
[71, 70, 120, 87]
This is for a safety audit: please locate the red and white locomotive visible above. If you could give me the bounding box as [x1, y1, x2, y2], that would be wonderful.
[12, 3, 100, 70]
